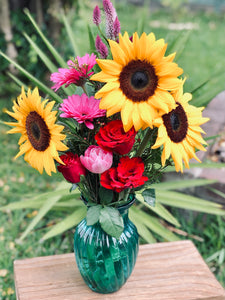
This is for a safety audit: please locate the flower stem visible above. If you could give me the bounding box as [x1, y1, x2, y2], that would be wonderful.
[136, 128, 153, 157]
[82, 84, 88, 96]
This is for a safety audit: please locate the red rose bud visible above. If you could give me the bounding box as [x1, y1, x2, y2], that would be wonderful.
[100, 156, 148, 193]
[95, 120, 136, 155]
[57, 152, 87, 184]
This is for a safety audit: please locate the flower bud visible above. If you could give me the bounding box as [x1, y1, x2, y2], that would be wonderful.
[95, 35, 108, 59]
[93, 5, 101, 26]
[80, 146, 113, 174]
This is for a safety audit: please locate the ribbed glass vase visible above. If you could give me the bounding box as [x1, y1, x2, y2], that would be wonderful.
[74, 198, 139, 294]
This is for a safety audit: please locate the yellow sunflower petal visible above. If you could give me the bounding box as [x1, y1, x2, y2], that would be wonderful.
[108, 39, 127, 65]
[121, 100, 135, 131]
[171, 143, 183, 172]
[91, 71, 118, 82]
[119, 32, 133, 60]
[95, 81, 120, 98]
[99, 89, 125, 110]
[132, 103, 145, 131]
[161, 138, 171, 165]
[158, 77, 182, 90]
[96, 59, 122, 75]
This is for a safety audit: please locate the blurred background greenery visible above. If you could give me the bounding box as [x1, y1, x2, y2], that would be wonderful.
[1, 0, 225, 298]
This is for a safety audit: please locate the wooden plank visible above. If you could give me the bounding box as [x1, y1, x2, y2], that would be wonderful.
[14, 240, 225, 300]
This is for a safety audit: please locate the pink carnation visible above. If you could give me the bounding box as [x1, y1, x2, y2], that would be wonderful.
[59, 93, 106, 129]
[80, 146, 113, 174]
[50, 53, 96, 91]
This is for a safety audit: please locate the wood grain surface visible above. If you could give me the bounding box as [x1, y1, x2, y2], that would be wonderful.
[14, 240, 225, 300]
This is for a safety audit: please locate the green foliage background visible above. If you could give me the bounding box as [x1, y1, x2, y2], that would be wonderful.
[1, 1, 225, 298]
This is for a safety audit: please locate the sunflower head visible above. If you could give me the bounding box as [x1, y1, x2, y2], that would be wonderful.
[5, 87, 68, 175]
[91, 31, 183, 132]
[152, 86, 209, 172]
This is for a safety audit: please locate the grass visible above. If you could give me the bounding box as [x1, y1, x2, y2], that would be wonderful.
[1, 2, 225, 298]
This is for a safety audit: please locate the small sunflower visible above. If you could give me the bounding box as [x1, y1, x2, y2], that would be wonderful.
[91, 31, 183, 131]
[5, 87, 68, 175]
[152, 86, 209, 172]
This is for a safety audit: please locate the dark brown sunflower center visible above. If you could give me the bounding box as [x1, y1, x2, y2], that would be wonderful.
[26, 111, 50, 151]
[131, 71, 149, 90]
[119, 60, 158, 102]
[162, 103, 188, 143]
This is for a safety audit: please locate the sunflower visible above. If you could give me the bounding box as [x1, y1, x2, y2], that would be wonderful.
[5, 87, 68, 175]
[152, 86, 209, 172]
[91, 31, 183, 132]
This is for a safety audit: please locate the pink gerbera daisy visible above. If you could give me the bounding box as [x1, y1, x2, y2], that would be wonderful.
[50, 53, 96, 91]
[59, 93, 106, 129]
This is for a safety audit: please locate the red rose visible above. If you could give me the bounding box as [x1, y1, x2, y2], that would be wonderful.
[57, 152, 87, 183]
[95, 120, 136, 155]
[100, 156, 148, 192]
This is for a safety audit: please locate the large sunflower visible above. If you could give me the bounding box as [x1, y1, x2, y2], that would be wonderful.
[152, 86, 209, 172]
[91, 31, 183, 131]
[5, 87, 68, 175]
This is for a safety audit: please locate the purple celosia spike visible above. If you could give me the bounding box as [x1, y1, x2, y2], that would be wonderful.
[103, 0, 117, 39]
[93, 5, 101, 26]
[95, 35, 108, 59]
[113, 16, 120, 38]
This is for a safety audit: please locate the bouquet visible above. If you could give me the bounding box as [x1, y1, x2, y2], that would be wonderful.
[5, 0, 209, 239]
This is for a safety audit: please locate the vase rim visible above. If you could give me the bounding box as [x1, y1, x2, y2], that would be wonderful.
[81, 193, 136, 211]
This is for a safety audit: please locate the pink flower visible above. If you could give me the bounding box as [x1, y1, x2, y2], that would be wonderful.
[113, 16, 120, 38]
[80, 146, 113, 174]
[50, 53, 96, 91]
[95, 35, 108, 59]
[59, 93, 106, 129]
[93, 5, 101, 26]
[103, 0, 117, 39]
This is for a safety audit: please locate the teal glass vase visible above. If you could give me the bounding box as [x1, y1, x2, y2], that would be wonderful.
[74, 198, 139, 294]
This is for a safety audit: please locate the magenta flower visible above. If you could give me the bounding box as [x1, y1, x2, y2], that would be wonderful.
[113, 16, 121, 38]
[93, 5, 101, 26]
[95, 35, 108, 59]
[50, 53, 96, 91]
[59, 93, 106, 129]
[80, 146, 113, 174]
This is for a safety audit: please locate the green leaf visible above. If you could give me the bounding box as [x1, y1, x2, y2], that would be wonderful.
[87, 24, 96, 54]
[62, 11, 80, 56]
[24, 8, 67, 68]
[19, 183, 75, 240]
[23, 32, 74, 97]
[0, 51, 62, 103]
[135, 194, 180, 227]
[142, 189, 156, 207]
[151, 178, 216, 190]
[6, 71, 28, 90]
[23, 32, 57, 73]
[99, 207, 124, 239]
[99, 187, 113, 205]
[166, 30, 191, 60]
[0, 199, 44, 211]
[130, 206, 179, 242]
[41, 207, 86, 241]
[86, 205, 102, 226]
[157, 190, 225, 215]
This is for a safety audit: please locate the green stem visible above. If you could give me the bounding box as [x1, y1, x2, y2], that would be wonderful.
[136, 128, 153, 157]
[97, 25, 110, 46]
[82, 84, 88, 96]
